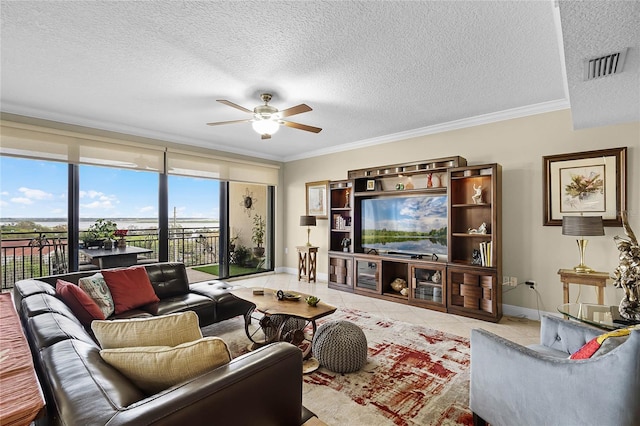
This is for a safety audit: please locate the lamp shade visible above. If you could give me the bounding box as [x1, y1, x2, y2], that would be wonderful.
[562, 216, 604, 237]
[300, 215, 316, 226]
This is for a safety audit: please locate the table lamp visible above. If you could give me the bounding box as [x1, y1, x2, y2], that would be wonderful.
[562, 215, 604, 273]
[300, 215, 316, 246]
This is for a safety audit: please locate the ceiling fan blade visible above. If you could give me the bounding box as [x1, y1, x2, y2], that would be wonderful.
[261, 134, 271, 140]
[216, 99, 253, 114]
[281, 120, 322, 133]
[206, 119, 252, 126]
[279, 104, 312, 118]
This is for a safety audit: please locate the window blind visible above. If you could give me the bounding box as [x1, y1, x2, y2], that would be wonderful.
[1, 120, 281, 185]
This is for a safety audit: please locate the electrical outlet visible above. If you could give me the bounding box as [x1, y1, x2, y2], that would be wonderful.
[502, 276, 511, 285]
[284, 247, 288, 254]
[525, 280, 535, 289]
[509, 276, 518, 286]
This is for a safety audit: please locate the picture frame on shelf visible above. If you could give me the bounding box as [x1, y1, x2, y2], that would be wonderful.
[543, 147, 626, 226]
[306, 180, 329, 219]
[366, 180, 376, 191]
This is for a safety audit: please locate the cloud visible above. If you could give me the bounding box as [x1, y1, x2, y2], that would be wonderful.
[18, 187, 53, 200]
[79, 190, 118, 209]
[82, 200, 116, 210]
[139, 206, 154, 213]
[11, 197, 33, 205]
[1, 191, 8, 196]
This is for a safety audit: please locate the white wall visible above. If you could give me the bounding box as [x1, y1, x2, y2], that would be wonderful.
[280, 109, 640, 313]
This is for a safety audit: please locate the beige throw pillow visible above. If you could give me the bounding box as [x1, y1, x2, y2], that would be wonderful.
[92, 311, 203, 349]
[100, 337, 231, 394]
[78, 273, 115, 318]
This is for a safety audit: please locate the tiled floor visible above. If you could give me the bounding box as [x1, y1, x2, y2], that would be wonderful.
[187, 269, 541, 346]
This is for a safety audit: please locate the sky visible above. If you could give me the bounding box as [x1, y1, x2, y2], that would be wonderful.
[0, 156, 220, 219]
[362, 195, 448, 232]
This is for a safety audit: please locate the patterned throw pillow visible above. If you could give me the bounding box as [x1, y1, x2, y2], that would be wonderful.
[100, 337, 231, 394]
[78, 273, 115, 318]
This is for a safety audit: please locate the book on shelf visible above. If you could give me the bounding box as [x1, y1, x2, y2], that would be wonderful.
[479, 241, 492, 267]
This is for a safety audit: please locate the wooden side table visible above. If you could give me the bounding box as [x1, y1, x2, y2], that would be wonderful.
[558, 269, 610, 305]
[297, 246, 318, 283]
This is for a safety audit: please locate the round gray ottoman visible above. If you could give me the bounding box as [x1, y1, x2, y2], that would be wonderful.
[312, 320, 367, 373]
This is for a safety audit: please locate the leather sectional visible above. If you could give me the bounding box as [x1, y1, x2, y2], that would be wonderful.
[13, 262, 315, 425]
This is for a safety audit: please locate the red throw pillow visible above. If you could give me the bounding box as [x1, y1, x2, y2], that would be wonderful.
[102, 266, 160, 314]
[56, 279, 105, 326]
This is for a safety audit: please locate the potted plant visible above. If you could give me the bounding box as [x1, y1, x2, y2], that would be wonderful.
[252, 214, 265, 257]
[83, 219, 117, 249]
[229, 229, 240, 252]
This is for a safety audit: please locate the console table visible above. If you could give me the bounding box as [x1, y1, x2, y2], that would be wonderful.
[558, 269, 610, 305]
[296, 246, 318, 283]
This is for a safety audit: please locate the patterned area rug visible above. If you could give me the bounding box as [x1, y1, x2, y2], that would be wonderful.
[201, 309, 472, 426]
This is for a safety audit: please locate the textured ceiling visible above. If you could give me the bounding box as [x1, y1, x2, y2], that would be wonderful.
[0, 1, 637, 162]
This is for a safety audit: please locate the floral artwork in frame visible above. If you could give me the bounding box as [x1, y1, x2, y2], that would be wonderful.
[543, 147, 627, 226]
[306, 180, 329, 219]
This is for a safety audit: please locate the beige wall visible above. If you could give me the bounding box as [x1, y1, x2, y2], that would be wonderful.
[281, 109, 640, 314]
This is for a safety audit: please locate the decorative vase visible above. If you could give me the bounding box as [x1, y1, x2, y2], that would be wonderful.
[117, 238, 126, 248]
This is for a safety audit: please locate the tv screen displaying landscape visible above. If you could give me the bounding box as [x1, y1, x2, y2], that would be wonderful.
[361, 195, 447, 257]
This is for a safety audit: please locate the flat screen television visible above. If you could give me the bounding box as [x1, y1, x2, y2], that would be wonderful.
[360, 194, 447, 258]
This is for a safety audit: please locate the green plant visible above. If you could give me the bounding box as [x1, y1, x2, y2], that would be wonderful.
[252, 215, 265, 248]
[84, 219, 118, 241]
[233, 245, 252, 267]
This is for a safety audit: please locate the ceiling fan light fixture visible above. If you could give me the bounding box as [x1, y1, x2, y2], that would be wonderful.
[252, 118, 280, 135]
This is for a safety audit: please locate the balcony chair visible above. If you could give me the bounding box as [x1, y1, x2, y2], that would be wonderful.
[470, 314, 640, 426]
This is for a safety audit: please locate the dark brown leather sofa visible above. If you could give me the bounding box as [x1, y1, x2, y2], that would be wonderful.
[13, 262, 315, 425]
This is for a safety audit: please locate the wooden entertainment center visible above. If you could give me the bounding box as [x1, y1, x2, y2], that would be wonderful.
[327, 156, 502, 322]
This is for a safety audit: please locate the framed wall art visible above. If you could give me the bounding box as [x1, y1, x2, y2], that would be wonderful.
[306, 180, 329, 219]
[543, 147, 627, 226]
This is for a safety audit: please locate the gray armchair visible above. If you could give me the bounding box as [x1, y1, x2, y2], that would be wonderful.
[470, 314, 640, 426]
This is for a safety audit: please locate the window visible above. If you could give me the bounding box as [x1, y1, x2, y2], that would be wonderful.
[0, 157, 68, 286]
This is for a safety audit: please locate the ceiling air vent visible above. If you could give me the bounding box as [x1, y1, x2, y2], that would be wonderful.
[584, 48, 628, 81]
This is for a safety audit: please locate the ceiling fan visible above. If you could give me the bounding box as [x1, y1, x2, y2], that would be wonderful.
[207, 93, 322, 139]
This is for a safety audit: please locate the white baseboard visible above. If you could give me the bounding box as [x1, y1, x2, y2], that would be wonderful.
[275, 267, 328, 282]
[502, 303, 558, 321]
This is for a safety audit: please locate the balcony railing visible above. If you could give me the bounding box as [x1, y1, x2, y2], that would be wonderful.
[1, 227, 219, 290]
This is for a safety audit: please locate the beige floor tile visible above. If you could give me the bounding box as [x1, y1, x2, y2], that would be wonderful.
[188, 270, 541, 342]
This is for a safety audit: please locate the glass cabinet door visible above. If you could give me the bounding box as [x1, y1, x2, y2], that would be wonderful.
[355, 258, 381, 293]
[410, 264, 446, 311]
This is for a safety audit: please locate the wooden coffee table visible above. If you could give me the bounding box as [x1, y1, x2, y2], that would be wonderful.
[231, 287, 336, 369]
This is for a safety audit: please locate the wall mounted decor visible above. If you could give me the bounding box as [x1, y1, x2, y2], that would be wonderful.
[241, 188, 257, 216]
[306, 180, 329, 219]
[543, 147, 627, 226]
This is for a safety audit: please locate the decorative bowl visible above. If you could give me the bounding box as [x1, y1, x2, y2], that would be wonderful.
[305, 296, 320, 307]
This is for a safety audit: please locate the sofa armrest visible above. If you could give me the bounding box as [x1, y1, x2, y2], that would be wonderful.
[108, 342, 304, 426]
[470, 328, 640, 426]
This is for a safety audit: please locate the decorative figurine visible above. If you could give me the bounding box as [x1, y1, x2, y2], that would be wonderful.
[431, 270, 441, 284]
[612, 212, 640, 321]
[472, 249, 482, 265]
[344, 189, 350, 208]
[427, 173, 433, 188]
[468, 222, 488, 234]
[472, 184, 483, 204]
